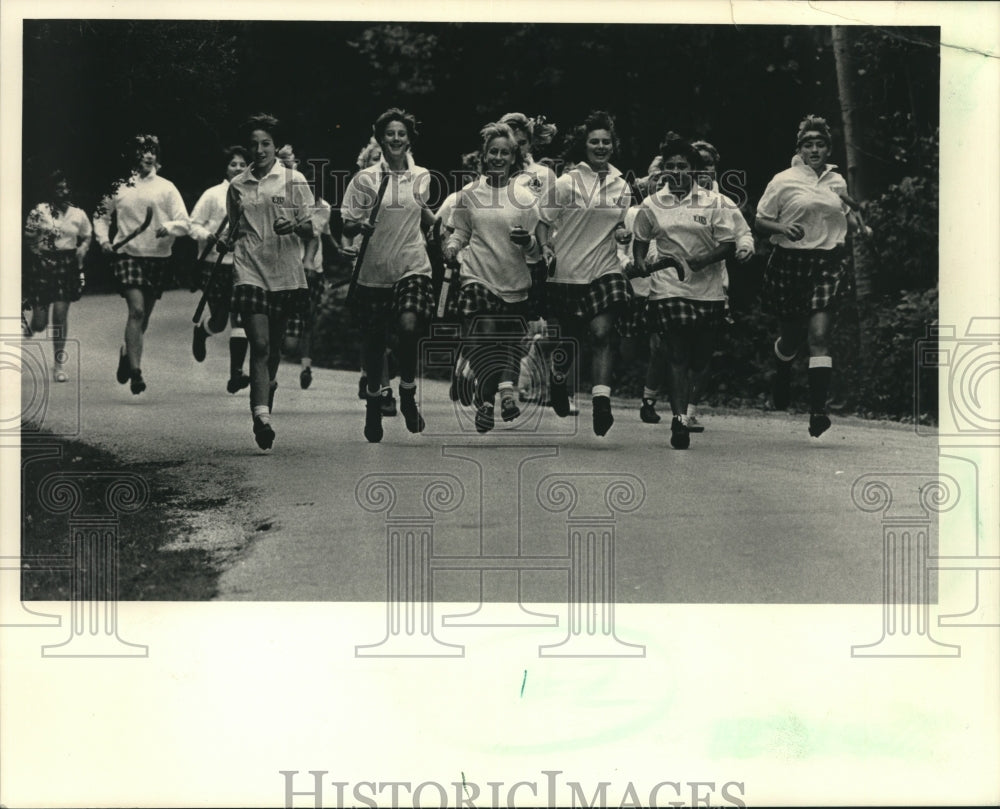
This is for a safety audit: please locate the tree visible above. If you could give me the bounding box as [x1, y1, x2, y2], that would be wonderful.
[832, 25, 873, 300]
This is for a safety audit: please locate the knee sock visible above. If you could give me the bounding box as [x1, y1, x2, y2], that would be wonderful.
[202, 314, 225, 336]
[229, 327, 249, 377]
[808, 356, 832, 414]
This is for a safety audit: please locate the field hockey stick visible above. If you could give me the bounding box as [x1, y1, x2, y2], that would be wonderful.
[111, 206, 153, 251]
[436, 256, 460, 319]
[191, 216, 230, 324]
[838, 192, 874, 238]
[636, 239, 692, 282]
[345, 172, 392, 307]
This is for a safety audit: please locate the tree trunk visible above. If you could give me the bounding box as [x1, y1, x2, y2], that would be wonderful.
[832, 26, 873, 303]
[831, 25, 871, 393]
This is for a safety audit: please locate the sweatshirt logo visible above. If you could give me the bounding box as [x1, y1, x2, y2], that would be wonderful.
[271, 196, 285, 204]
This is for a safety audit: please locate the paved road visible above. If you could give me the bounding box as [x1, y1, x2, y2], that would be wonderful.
[21, 288, 938, 603]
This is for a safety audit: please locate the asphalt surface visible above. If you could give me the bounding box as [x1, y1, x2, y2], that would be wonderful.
[21, 288, 939, 603]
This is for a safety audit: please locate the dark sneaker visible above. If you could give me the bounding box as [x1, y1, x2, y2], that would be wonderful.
[357, 375, 367, 400]
[129, 369, 146, 396]
[475, 401, 495, 434]
[227, 373, 251, 394]
[399, 389, 425, 434]
[500, 393, 520, 422]
[268, 380, 278, 413]
[252, 416, 275, 450]
[116, 347, 130, 384]
[670, 416, 690, 449]
[380, 389, 398, 417]
[808, 413, 832, 438]
[686, 414, 705, 433]
[593, 396, 614, 436]
[639, 398, 661, 424]
[192, 323, 208, 362]
[549, 371, 571, 417]
[300, 366, 312, 389]
[772, 360, 793, 410]
[364, 396, 384, 443]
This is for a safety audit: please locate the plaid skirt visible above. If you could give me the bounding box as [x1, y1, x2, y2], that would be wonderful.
[351, 274, 436, 327]
[231, 283, 308, 323]
[547, 273, 632, 321]
[450, 281, 530, 320]
[762, 246, 849, 320]
[648, 297, 726, 332]
[616, 295, 649, 338]
[198, 260, 235, 314]
[25, 250, 78, 305]
[114, 255, 172, 299]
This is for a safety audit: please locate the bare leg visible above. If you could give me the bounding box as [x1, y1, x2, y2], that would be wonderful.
[30, 304, 49, 335]
[50, 301, 69, 366]
[589, 311, 615, 388]
[123, 288, 147, 371]
[244, 313, 272, 411]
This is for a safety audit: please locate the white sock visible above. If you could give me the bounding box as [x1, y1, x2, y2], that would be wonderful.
[252, 405, 270, 422]
[592, 384, 611, 399]
[301, 357, 312, 369]
[642, 387, 658, 401]
[686, 404, 697, 417]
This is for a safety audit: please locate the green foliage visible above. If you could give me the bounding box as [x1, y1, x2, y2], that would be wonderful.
[860, 126, 939, 296]
[348, 25, 440, 96]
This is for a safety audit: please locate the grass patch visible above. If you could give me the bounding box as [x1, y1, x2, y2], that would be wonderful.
[20, 431, 228, 600]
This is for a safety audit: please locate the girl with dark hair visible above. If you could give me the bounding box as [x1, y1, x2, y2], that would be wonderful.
[23, 170, 92, 382]
[220, 113, 315, 450]
[341, 107, 437, 443]
[189, 144, 252, 393]
[442, 122, 541, 433]
[754, 115, 863, 438]
[535, 110, 633, 437]
[632, 134, 739, 449]
[95, 133, 190, 395]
